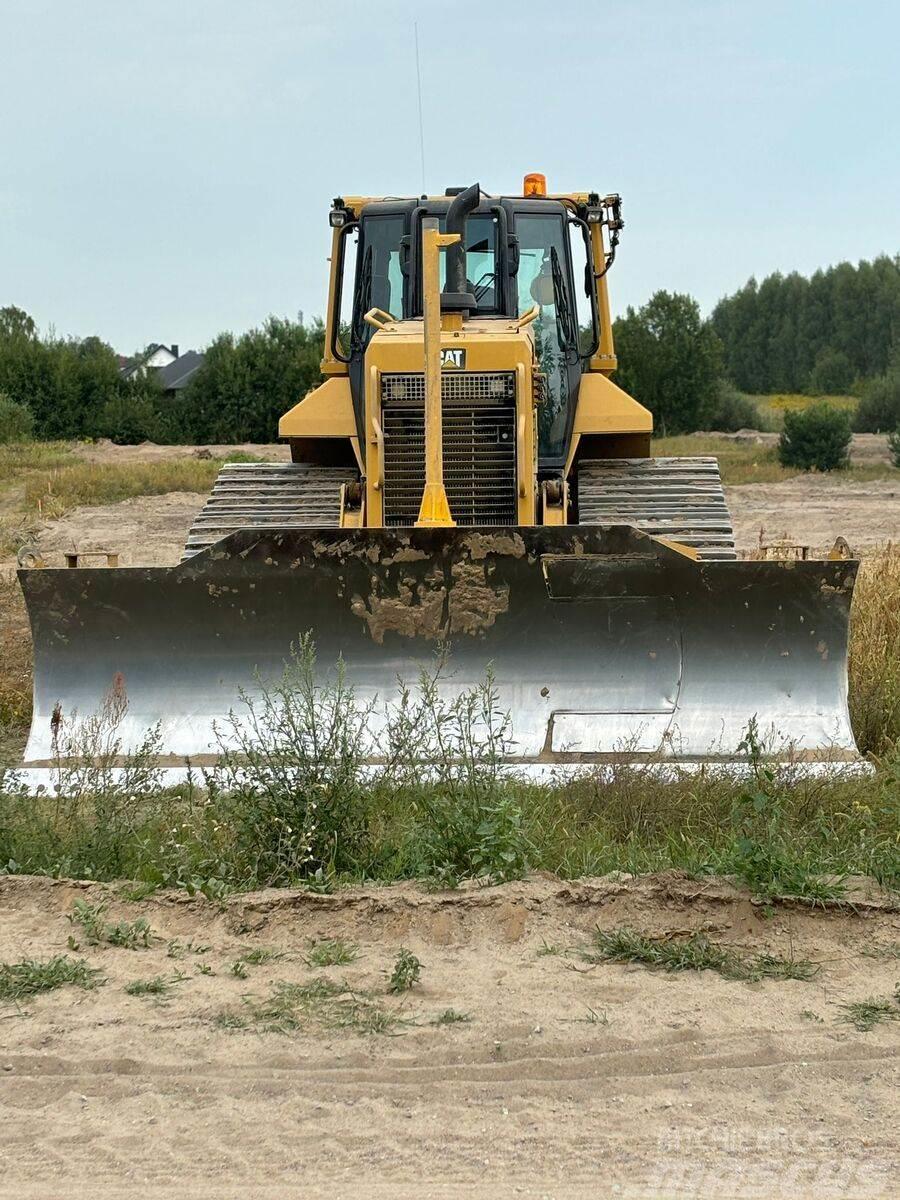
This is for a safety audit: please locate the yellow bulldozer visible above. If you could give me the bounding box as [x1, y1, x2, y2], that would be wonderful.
[19, 177, 861, 776]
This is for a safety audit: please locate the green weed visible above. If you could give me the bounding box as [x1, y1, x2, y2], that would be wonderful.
[388, 948, 422, 994]
[166, 939, 211, 959]
[304, 938, 358, 968]
[582, 1007, 610, 1026]
[233, 947, 284, 967]
[68, 899, 154, 949]
[585, 927, 817, 983]
[0, 955, 102, 1001]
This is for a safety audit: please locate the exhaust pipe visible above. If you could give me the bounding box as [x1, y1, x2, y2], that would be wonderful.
[442, 182, 480, 313]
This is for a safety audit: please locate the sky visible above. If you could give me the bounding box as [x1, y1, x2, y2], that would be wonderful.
[1, 0, 897, 354]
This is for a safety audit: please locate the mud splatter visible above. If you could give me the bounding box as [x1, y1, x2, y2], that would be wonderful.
[351, 569, 447, 644]
[464, 532, 526, 562]
[445, 561, 510, 636]
[350, 559, 510, 644]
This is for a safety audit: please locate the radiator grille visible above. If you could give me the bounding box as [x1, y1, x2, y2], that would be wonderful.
[381, 371, 515, 407]
[381, 372, 517, 527]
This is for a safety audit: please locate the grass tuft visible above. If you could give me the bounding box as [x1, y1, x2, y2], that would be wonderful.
[226, 977, 399, 1036]
[432, 1007, 471, 1026]
[233, 947, 284, 967]
[584, 927, 817, 983]
[860, 942, 900, 961]
[124, 975, 171, 997]
[0, 955, 103, 1000]
[304, 938, 358, 968]
[838, 990, 900, 1032]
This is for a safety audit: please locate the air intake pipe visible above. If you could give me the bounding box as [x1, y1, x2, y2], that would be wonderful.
[441, 181, 480, 314]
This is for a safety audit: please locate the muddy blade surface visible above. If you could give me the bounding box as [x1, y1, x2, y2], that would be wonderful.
[20, 526, 860, 767]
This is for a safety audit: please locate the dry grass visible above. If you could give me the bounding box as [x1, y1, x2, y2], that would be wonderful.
[654, 435, 793, 484]
[850, 544, 900, 757]
[0, 442, 261, 536]
[0, 573, 31, 736]
[22, 459, 224, 519]
[654, 433, 894, 485]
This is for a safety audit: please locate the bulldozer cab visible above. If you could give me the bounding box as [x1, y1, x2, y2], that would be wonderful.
[333, 194, 596, 472]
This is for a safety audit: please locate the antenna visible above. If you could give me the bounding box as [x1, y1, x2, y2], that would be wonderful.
[414, 22, 426, 194]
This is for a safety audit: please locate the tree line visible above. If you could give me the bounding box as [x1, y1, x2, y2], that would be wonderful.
[710, 255, 900, 395]
[1, 249, 898, 447]
[0, 306, 324, 445]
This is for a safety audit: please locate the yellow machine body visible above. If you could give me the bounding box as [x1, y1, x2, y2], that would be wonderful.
[279, 189, 652, 533]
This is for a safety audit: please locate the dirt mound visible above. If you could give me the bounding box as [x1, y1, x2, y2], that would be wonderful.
[0, 872, 896, 1198]
[72, 439, 290, 465]
[727, 476, 899, 556]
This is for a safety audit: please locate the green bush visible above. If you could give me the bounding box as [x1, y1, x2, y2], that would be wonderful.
[888, 427, 900, 468]
[0, 392, 35, 442]
[808, 348, 854, 395]
[707, 380, 766, 431]
[778, 402, 851, 471]
[854, 371, 900, 433]
[95, 391, 165, 444]
[613, 291, 724, 435]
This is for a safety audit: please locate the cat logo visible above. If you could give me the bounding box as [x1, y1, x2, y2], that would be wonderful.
[440, 348, 466, 369]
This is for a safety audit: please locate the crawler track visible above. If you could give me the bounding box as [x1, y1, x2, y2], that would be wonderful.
[577, 456, 737, 559]
[183, 462, 357, 558]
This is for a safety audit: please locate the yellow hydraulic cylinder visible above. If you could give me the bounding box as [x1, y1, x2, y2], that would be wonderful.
[416, 218, 459, 528]
[589, 222, 617, 375]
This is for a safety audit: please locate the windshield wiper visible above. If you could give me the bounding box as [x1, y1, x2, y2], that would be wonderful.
[472, 271, 496, 303]
[351, 246, 373, 348]
[550, 246, 576, 353]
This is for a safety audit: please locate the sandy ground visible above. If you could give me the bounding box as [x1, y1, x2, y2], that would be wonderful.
[7, 477, 898, 571]
[0, 872, 897, 1199]
[727, 476, 899, 556]
[0, 436, 895, 571]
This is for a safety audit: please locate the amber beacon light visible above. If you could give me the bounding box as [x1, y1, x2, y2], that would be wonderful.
[523, 172, 547, 196]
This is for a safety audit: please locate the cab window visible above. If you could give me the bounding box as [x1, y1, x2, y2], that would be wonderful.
[353, 214, 405, 344]
[416, 213, 500, 313]
[515, 212, 571, 460]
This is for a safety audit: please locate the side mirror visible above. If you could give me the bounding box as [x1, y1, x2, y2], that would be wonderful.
[507, 235, 520, 275]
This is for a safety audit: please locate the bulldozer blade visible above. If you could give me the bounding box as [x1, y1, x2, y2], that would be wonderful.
[18, 526, 861, 774]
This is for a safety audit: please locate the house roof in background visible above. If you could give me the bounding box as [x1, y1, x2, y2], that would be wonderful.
[118, 342, 178, 379]
[157, 350, 204, 391]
